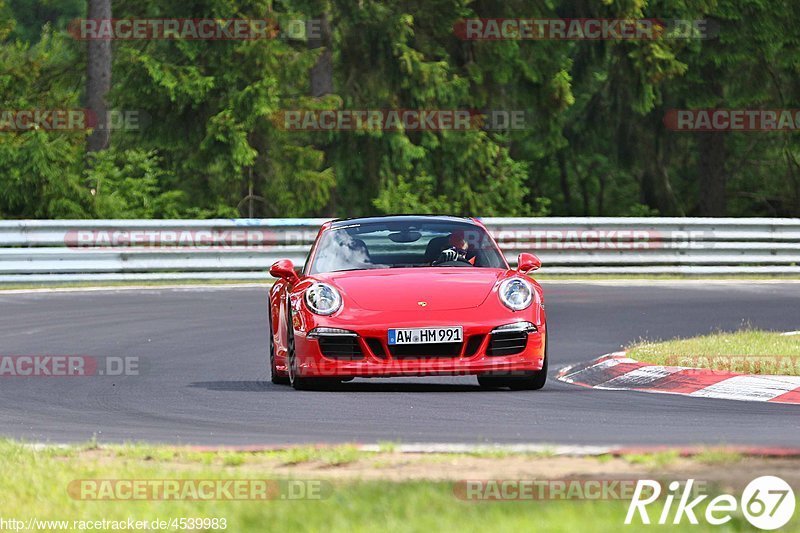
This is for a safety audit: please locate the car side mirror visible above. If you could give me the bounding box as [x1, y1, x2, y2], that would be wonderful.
[269, 259, 300, 282]
[517, 253, 541, 273]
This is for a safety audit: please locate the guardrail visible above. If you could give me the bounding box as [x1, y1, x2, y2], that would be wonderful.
[0, 217, 798, 282]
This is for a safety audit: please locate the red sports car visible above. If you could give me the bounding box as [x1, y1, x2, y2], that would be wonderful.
[268, 215, 547, 390]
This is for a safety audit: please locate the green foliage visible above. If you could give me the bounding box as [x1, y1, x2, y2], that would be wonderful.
[86, 149, 184, 218]
[0, 0, 798, 219]
[0, 22, 89, 218]
[6, 0, 84, 43]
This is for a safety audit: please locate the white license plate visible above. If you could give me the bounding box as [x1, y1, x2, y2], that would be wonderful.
[388, 327, 463, 345]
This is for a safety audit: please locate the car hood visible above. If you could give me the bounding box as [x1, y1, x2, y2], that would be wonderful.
[316, 268, 506, 311]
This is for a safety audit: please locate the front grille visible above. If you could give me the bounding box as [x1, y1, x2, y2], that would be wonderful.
[389, 342, 462, 358]
[318, 336, 364, 360]
[487, 331, 528, 356]
[365, 338, 387, 358]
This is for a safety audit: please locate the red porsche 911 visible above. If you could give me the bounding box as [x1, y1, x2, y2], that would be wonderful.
[268, 215, 547, 390]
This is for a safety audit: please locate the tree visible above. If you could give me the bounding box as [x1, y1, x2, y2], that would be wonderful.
[85, 0, 111, 152]
[1, 0, 799, 219]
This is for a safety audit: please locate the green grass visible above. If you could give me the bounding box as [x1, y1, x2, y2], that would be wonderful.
[95, 443, 365, 467]
[271, 444, 363, 466]
[0, 440, 766, 532]
[627, 330, 800, 375]
[376, 440, 400, 453]
[462, 447, 558, 460]
[693, 449, 744, 466]
[621, 450, 681, 469]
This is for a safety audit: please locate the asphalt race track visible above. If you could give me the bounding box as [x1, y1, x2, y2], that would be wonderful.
[0, 282, 799, 446]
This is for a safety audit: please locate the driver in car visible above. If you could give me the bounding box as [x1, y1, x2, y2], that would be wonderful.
[433, 230, 477, 265]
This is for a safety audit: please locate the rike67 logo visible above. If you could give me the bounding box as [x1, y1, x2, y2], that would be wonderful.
[626, 476, 795, 530]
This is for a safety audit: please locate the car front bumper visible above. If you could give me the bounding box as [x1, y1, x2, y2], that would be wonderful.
[291, 321, 546, 379]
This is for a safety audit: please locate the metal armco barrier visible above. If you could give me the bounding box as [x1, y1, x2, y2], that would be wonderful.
[0, 217, 798, 282]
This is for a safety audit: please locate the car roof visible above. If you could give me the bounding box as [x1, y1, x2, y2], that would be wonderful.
[329, 214, 478, 229]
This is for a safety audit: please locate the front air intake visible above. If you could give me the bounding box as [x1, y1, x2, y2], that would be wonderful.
[318, 336, 364, 360]
[487, 331, 528, 356]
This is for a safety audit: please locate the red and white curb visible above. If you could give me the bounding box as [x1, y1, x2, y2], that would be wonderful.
[557, 352, 800, 405]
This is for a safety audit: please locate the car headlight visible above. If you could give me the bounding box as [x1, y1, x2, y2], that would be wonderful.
[304, 283, 342, 315]
[498, 278, 533, 311]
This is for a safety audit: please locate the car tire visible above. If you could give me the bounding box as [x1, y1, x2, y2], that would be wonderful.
[477, 327, 548, 390]
[507, 358, 548, 390]
[268, 309, 289, 385]
[476, 375, 507, 388]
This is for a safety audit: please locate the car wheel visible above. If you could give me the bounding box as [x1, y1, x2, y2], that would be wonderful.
[507, 355, 548, 390]
[268, 310, 289, 385]
[477, 327, 548, 390]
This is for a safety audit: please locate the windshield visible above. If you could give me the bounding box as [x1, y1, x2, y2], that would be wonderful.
[309, 220, 507, 274]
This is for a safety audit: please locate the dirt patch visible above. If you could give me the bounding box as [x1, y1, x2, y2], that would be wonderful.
[267, 454, 800, 488]
[68, 448, 800, 488]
